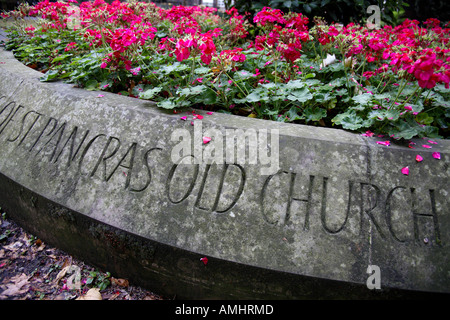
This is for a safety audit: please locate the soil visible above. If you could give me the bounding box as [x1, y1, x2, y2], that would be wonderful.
[0, 211, 165, 300]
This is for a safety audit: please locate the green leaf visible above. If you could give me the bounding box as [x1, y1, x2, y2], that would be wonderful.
[40, 70, 59, 82]
[159, 62, 189, 75]
[178, 85, 207, 96]
[421, 126, 441, 138]
[287, 88, 313, 103]
[387, 118, 423, 139]
[52, 54, 72, 63]
[327, 63, 344, 73]
[158, 99, 177, 109]
[234, 70, 253, 80]
[304, 106, 327, 122]
[328, 77, 347, 87]
[285, 79, 306, 89]
[415, 112, 434, 125]
[368, 109, 401, 121]
[285, 106, 304, 121]
[332, 110, 367, 130]
[352, 93, 372, 106]
[158, 98, 190, 109]
[85, 79, 98, 91]
[246, 91, 264, 102]
[199, 88, 218, 105]
[314, 92, 334, 103]
[194, 67, 211, 75]
[139, 87, 163, 100]
[304, 3, 312, 13]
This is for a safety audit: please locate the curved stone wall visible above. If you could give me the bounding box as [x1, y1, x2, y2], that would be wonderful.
[0, 48, 449, 298]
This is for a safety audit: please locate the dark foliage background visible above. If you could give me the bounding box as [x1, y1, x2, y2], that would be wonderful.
[224, 0, 450, 25]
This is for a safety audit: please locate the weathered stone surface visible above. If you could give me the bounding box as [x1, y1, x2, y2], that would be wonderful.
[0, 48, 449, 298]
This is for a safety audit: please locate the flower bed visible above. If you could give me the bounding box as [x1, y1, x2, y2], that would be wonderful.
[2, 0, 449, 140]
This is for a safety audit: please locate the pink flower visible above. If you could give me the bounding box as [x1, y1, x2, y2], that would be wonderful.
[404, 105, 413, 111]
[415, 154, 423, 162]
[203, 137, 211, 144]
[130, 67, 141, 75]
[253, 7, 286, 26]
[432, 152, 441, 159]
[401, 167, 409, 175]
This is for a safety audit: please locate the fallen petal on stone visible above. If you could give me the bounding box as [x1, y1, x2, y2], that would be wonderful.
[180, 116, 187, 121]
[416, 154, 423, 162]
[206, 112, 213, 115]
[432, 152, 441, 159]
[376, 141, 390, 146]
[427, 140, 438, 144]
[203, 137, 211, 144]
[401, 167, 409, 175]
[422, 144, 432, 148]
[200, 257, 208, 265]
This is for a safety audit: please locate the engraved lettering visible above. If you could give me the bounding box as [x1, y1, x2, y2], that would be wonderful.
[78, 134, 107, 175]
[320, 178, 353, 234]
[90, 136, 120, 180]
[360, 183, 385, 238]
[194, 164, 246, 213]
[106, 142, 137, 188]
[52, 126, 90, 167]
[288, 174, 314, 229]
[215, 163, 245, 213]
[261, 171, 314, 228]
[260, 171, 289, 225]
[7, 110, 41, 143]
[18, 111, 42, 146]
[0, 101, 16, 132]
[129, 147, 162, 193]
[166, 155, 199, 204]
[0, 102, 24, 137]
[0, 96, 7, 108]
[35, 121, 67, 161]
[194, 164, 212, 211]
[411, 188, 441, 246]
[29, 117, 58, 152]
[385, 186, 408, 242]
